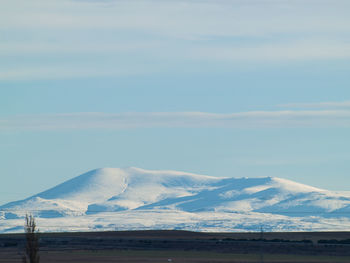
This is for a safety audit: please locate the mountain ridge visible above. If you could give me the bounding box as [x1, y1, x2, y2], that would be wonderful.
[1, 167, 349, 233]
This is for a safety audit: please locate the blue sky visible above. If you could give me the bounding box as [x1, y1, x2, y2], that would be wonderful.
[1, 0, 350, 205]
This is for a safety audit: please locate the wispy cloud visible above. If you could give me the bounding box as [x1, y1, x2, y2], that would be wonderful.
[1, 39, 349, 81]
[1, 0, 350, 81]
[279, 101, 350, 109]
[193, 40, 350, 61]
[0, 65, 153, 81]
[2, 0, 349, 37]
[1, 110, 350, 131]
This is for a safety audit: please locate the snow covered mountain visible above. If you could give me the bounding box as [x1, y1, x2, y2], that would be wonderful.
[1, 167, 350, 233]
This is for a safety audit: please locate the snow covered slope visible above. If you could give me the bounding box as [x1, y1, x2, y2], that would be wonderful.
[1, 167, 350, 233]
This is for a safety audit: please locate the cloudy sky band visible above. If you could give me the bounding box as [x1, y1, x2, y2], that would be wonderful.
[2, 110, 350, 131]
[1, 0, 350, 81]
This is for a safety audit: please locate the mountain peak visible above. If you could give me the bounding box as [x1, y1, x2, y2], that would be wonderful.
[1, 167, 349, 233]
[269, 176, 325, 193]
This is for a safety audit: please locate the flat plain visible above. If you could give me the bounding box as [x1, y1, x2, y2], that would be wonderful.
[1, 230, 350, 263]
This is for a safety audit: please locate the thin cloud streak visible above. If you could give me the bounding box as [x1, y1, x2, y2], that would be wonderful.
[193, 40, 350, 61]
[1, 110, 350, 131]
[2, 39, 349, 59]
[2, 0, 349, 36]
[0, 64, 158, 81]
[1, 39, 349, 81]
[279, 101, 350, 109]
[1, 0, 350, 81]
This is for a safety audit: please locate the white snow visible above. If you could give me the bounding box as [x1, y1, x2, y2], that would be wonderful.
[1, 167, 350, 233]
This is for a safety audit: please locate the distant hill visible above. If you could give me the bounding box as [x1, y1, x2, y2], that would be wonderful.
[1, 167, 350, 233]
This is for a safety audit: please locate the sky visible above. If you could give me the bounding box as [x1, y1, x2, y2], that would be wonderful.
[1, 0, 350, 205]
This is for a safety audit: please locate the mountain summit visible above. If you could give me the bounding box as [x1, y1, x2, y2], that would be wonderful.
[1, 167, 350, 233]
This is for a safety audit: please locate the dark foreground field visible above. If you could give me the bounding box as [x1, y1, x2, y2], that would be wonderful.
[1, 230, 350, 262]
